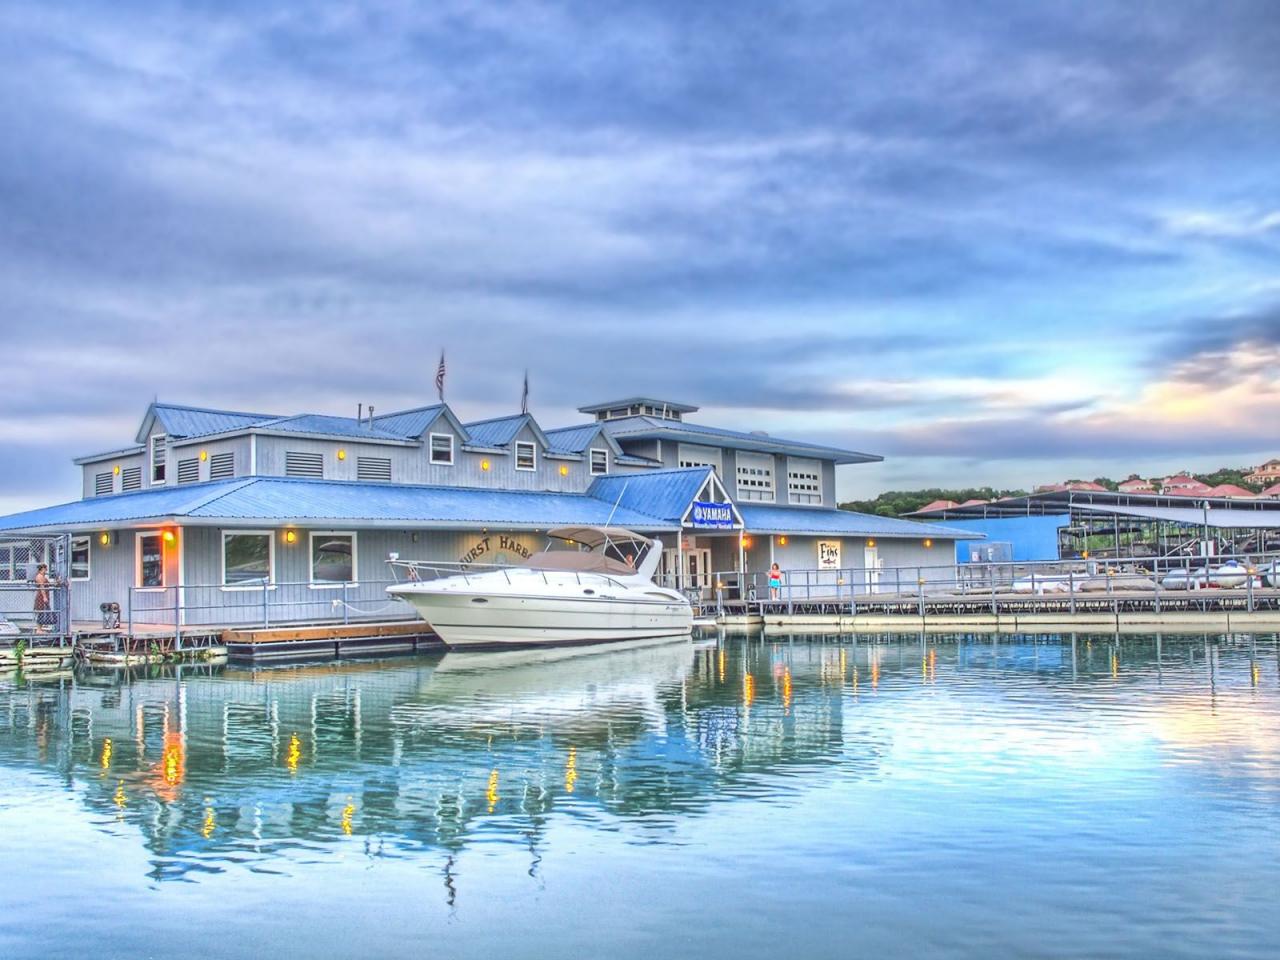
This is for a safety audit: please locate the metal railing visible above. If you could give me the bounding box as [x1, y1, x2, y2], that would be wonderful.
[126, 577, 412, 639]
[707, 553, 1280, 618]
[0, 534, 72, 644]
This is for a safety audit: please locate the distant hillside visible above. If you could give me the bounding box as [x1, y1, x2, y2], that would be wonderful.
[839, 488, 1029, 518]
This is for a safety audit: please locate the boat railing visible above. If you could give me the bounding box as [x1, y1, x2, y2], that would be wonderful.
[385, 559, 635, 591]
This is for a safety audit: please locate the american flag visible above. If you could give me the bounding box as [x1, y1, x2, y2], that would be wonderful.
[435, 351, 446, 401]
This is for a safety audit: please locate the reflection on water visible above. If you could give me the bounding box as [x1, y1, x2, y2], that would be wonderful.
[3, 631, 1280, 959]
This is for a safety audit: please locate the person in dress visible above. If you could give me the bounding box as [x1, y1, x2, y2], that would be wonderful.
[768, 563, 783, 601]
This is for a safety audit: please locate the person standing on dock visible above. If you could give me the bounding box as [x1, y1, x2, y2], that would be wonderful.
[32, 564, 53, 633]
[768, 563, 783, 601]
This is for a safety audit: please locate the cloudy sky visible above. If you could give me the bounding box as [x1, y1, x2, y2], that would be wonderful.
[1, 0, 1278, 512]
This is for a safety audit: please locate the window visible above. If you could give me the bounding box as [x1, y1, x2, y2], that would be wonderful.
[209, 451, 235, 480]
[515, 441, 536, 471]
[285, 451, 324, 478]
[310, 532, 356, 586]
[678, 443, 723, 474]
[137, 533, 166, 588]
[222, 532, 273, 587]
[151, 435, 166, 484]
[95, 472, 113, 496]
[429, 433, 454, 465]
[0, 546, 11, 581]
[357, 456, 392, 482]
[787, 458, 823, 505]
[736, 452, 775, 502]
[70, 537, 90, 581]
[590, 449, 609, 475]
[122, 466, 143, 491]
[177, 458, 200, 484]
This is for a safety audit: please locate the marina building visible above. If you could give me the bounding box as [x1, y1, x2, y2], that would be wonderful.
[0, 396, 971, 630]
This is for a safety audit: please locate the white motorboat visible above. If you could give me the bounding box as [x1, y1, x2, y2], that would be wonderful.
[1160, 567, 1208, 590]
[386, 525, 693, 650]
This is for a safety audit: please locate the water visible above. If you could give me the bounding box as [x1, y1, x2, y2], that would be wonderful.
[2, 631, 1279, 959]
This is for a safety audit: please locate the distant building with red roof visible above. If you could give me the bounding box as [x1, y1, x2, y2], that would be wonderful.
[916, 499, 959, 513]
[1245, 459, 1280, 485]
[1161, 474, 1212, 496]
[1204, 484, 1254, 498]
[1117, 476, 1155, 494]
[1035, 481, 1108, 494]
[1261, 482, 1280, 499]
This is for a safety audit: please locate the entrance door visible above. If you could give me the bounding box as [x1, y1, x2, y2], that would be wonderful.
[863, 545, 881, 593]
[685, 548, 712, 593]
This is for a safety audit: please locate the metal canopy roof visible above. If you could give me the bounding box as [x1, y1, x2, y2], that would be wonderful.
[1064, 502, 1280, 530]
[587, 467, 721, 525]
[578, 397, 699, 414]
[908, 488, 1280, 521]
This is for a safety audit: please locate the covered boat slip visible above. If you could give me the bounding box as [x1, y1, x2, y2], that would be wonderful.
[911, 489, 1280, 561]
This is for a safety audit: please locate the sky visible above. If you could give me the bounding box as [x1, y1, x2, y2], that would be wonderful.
[1, 0, 1278, 512]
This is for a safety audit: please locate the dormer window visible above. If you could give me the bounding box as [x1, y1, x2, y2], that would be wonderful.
[515, 441, 536, 471]
[430, 433, 454, 465]
[151, 435, 167, 484]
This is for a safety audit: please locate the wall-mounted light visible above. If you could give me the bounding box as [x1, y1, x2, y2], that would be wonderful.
[867, 538, 877, 548]
[200, 450, 208, 462]
[337, 449, 346, 461]
[777, 536, 788, 546]
[162, 530, 176, 544]
[100, 532, 111, 546]
[285, 530, 297, 545]
[481, 459, 491, 471]
[923, 538, 933, 548]
[740, 535, 752, 549]
[559, 465, 569, 476]
[113, 465, 121, 475]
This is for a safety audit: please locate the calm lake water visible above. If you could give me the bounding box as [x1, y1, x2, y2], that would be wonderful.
[3, 631, 1279, 959]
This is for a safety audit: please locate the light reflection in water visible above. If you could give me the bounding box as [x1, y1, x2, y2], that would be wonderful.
[2, 632, 1280, 960]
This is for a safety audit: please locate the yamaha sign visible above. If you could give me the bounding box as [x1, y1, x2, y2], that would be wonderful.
[690, 501, 735, 528]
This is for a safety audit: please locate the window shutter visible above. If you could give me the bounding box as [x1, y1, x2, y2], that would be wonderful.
[357, 457, 392, 482]
[285, 452, 325, 478]
[95, 472, 113, 496]
[121, 466, 143, 491]
[177, 458, 200, 484]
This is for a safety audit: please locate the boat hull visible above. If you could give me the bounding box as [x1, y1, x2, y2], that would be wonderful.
[390, 584, 693, 650]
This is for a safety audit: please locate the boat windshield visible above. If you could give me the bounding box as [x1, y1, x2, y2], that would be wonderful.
[536, 525, 654, 576]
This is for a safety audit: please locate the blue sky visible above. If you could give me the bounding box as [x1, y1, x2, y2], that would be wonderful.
[1, 0, 1278, 511]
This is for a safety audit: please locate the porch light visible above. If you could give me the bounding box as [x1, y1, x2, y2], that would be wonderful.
[162, 530, 176, 544]
[867, 539, 876, 548]
[481, 459, 490, 471]
[337, 449, 346, 461]
[200, 450, 208, 461]
[923, 538, 933, 548]
[778, 536, 787, 546]
[741, 536, 752, 549]
[559, 465, 569, 476]
[100, 532, 110, 546]
[285, 530, 297, 545]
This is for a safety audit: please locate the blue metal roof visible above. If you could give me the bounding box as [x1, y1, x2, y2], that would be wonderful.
[255, 414, 411, 442]
[463, 414, 531, 448]
[372, 405, 448, 438]
[737, 504, 981, 539]
[588, 467, 719, 524]
[146, 404, 277, 440]
[601, 416, 881, 465]
[543, 423, 600, 454]
[578, 397, 699, 414]
[0, 478, 675, 532]
[0, 479, 257, 531]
